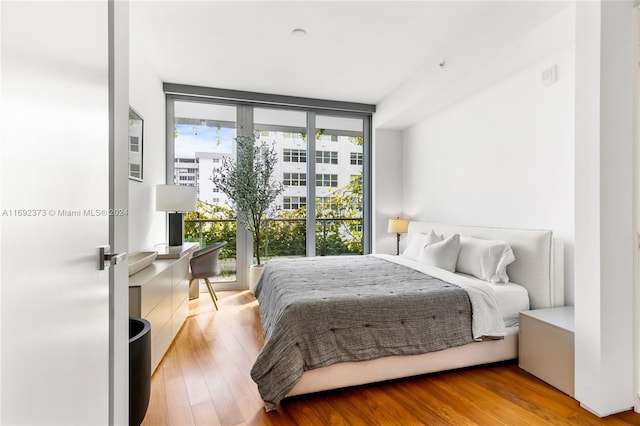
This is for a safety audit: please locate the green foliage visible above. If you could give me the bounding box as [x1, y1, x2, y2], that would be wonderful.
[263, 209, 307, 258]
[348, 135, 363, 146]
[264, 172, 364, 257]
[184, 201, 237, 260]
[185, 146, 364, 263]
[211, 134, 284, 265]
[314, 171, 363, 254]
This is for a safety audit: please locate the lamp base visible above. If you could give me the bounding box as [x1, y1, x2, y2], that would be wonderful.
[168, 212, 184, 247]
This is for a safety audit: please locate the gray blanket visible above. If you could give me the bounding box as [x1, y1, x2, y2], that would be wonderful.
[250, 255, 473, 410]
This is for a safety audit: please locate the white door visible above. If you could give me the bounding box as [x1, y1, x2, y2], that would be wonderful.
[1, 2, 126, 424]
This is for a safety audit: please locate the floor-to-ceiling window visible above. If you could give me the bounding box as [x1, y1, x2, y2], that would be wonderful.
[314, 114, 364, 256]
[171, 100, 238, 284]
[165, 85, 374, 288]
[254, 107, 308, 261]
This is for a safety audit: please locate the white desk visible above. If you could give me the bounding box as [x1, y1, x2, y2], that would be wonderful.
[155, 242, 199, 260]
[129, 242, 199, 372]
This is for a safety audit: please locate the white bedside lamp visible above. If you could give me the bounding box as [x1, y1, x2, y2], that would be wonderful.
[156, 184, 197, 247]
[388, 218, 409, 255]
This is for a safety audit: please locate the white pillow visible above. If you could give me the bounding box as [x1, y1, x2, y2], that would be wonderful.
[418, 233, 460, 272]
[402, 230, 441, 260]
[456, 235, 515, 283]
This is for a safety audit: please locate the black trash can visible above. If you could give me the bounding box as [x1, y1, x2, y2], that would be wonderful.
[129, 318, 151, 426]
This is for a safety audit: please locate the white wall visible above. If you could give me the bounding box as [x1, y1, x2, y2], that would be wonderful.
[373, 6, 577, 304]
[400, 45, 575, 303]
[372, 129, 404, 254]
[574, 0, 635, 416]
[128, 39, 167, 252]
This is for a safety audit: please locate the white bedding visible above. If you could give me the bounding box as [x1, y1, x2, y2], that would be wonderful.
[374, 254, 529, 339]
[489, 280, 530, 327]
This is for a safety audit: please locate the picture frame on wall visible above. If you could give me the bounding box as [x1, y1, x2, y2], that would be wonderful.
[128, 108, 143, 181]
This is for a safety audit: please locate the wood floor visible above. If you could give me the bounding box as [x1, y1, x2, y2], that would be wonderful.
[141, 290, 640, 426]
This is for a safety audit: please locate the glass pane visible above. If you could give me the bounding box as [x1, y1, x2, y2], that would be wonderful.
[174, 101, 238, 282]
[315, 114, 364, 256]
[254, 107, 308, 262]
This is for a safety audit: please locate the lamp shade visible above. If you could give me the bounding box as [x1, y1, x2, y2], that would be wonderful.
[156, 185, 197, 212]
[388, 218, 409, 234]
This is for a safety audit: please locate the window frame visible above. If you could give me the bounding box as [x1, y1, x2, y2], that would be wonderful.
[165, 85, 374, 282]
[316, 150, 338, 165]
[283, 172, 307, 187]
[283, 196, 307, 210]
[283, 148, 307, 163]
[350, 152, 363, 165]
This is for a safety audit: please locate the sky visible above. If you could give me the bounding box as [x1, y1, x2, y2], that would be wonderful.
[174, 124, 235, 158]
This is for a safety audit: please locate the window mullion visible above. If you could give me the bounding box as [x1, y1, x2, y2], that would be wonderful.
[306, 112, 316, 257]
[362, 114, 372, 254]
[236, 105, 253, 284]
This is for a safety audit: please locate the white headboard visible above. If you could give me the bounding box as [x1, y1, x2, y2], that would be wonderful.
[407, 222, 564, 310]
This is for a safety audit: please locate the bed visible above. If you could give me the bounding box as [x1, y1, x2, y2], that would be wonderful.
[250, 221, 564, 411]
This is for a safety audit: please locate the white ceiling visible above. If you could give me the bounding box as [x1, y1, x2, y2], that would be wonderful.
[130, 1, 570, 106]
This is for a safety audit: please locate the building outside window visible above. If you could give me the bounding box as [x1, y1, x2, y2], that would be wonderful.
[283, 196, 306, 210]
[350, 152, 363, 165]
[318, 133, 338, 142]
[318, 196, 337, 211]
[283, 132, 304, 139]
[316, 150, 338, 165]
[316, 174, 338, 187]
[283, 148, 306, 163]
[283, 172, 307, 186]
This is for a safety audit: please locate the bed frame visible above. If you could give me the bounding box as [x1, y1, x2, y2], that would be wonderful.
[286, 221, 564, 398]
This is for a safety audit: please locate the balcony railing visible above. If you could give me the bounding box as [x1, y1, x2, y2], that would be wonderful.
[184, 217, 363, 272]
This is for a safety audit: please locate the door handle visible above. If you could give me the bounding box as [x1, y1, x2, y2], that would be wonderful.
[99, 245, 128, 270]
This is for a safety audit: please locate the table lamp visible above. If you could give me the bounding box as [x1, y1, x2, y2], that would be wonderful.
[388, 217, 409, 255]
[156, 184, 197, 247]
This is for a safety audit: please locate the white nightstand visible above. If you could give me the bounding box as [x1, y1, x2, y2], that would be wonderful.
[519, 306, 574, 397]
